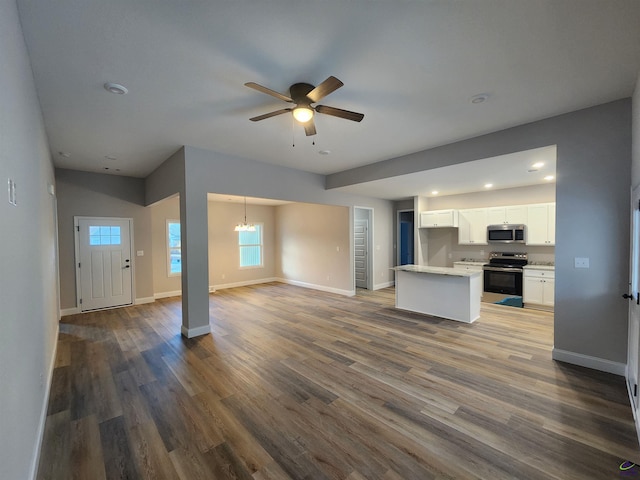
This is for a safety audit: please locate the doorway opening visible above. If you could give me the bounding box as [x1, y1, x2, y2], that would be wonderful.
[397, 209, 414, 265]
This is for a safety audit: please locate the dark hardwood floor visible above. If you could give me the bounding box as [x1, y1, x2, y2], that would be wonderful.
[37, 283, 639, 479]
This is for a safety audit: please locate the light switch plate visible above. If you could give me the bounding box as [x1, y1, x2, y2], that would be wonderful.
[136, 250, 144, 256]
[574, 257, 590, 268]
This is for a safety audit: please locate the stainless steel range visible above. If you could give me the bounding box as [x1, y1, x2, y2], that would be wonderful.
[483, 252, 528, 307]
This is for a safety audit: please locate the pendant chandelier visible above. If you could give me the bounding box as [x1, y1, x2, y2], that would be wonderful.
[234, 197, 256, 232]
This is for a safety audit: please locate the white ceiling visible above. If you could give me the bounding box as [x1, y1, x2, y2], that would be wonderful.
[16, 0, 640, 197]
[335, 145, 557, 200]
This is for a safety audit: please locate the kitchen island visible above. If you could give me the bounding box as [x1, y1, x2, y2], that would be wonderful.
[392, 265, 482, 323]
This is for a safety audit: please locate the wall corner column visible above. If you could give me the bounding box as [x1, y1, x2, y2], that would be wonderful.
[179, 188, 210, 338]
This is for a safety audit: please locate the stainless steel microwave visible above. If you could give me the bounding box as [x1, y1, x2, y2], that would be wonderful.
[487, 224, 526, 244]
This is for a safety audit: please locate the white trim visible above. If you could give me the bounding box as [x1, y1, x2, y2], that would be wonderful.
[135, 297, 155, 305]
[626, 375, 640, 447]
[154, 290, 182, 299]
[374, 281, 395, 290]
[60, 307, 80, 317]
[30, 322, 59, 480]
[277, 277, 355, 297]
[213, 277, 279, 291]
[552, 348, 626, 376]
[181, 324, 211, 338]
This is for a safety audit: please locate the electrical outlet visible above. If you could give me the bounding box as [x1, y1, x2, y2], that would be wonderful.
[574, 257, 590, 268]
[221, 273, 225, 279]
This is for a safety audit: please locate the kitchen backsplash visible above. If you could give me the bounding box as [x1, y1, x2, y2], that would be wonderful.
[424, 228, 554, 267]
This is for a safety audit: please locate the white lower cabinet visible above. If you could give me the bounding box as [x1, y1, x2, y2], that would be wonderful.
[453, 262, 484, 298]
[523, 268, 554, 309]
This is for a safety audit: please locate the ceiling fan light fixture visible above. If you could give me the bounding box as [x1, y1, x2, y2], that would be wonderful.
[293, 107, 314, 123]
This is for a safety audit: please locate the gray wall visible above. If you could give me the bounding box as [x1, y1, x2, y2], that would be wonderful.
[182, 146, 395, 288]
[0, 1, 59, 478]
[634, 74, 640, 187]
[328, 100, 632, 368]
[56, 169, 154, 308]
[145, 146, 395, 334]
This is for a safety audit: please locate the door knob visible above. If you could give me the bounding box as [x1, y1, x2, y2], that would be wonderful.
[623, 293, 634, 300]
[124, 265, 130, 269]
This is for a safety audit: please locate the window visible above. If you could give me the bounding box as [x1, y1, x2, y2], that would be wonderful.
[89, 225, 121, 245]
[239, 224, 263, 268]
[167, 220, 181, 276]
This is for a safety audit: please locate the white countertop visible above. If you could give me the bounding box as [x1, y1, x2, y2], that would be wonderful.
[523, 264, 555, 271]
[393, 265, 481, 277]
[453, 261, 486, 266]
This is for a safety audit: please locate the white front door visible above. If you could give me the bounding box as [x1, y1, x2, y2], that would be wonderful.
[75, 217, 133, 311]
[627, 186, 640, 412]
[355, 219, 368, 289]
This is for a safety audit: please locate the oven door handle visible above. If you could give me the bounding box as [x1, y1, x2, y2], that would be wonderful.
[483, 266, 524, 273]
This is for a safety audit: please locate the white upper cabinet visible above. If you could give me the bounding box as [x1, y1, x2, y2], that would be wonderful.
[526, 203, 556, 245]
[458, 208, 488, 245]
[419, 209, 459, 228]
[486, 205, 527, 225]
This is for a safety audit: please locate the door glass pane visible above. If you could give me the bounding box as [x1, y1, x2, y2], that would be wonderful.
[89, 225, 122, 246]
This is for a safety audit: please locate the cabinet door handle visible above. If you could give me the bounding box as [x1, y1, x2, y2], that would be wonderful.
[623, 293, 634, 300]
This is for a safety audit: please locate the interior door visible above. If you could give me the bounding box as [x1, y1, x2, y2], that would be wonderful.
[628, 187, 640, 411]
[76, 217, 133, 311]
[354, 219, 368, 289]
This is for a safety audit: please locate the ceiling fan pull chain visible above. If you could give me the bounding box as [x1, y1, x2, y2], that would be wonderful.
[292, 116, 295, 147]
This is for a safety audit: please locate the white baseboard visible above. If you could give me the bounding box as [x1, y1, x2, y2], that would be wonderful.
[552, 348, 626, 376]
[181, 324, 211, 338]
[135, 296, 155, 305]
[154, 290, 182, 300]
[374, 281, 395, 290]
[276, 278, 355, 297]
[212, 277, 279, 291]
[30, 322, 59, 480]
[60, 307, 79, 317]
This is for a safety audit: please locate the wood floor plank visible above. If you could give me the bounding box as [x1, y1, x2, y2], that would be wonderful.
[69, 415, 106, 480]
[99, 415, 140, 480]
[38, 283, 640, 479]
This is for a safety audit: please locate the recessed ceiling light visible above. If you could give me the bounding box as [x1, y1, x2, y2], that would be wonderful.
[104, 82, 128, 95]
[470, 93, 489, 104]
[544, 175, 554, 181]
[318, 150, 331, 155]
[431, 191, 439, 195]
[484, 183, 493, 188]
[58, 151, 71, 158]
[532, 162, 545, 168]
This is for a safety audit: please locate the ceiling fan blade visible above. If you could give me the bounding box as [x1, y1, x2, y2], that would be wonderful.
[304, 118, 317, 136]
[249, 108, 292, 122]
[315, 105, 364, 122]
[307, 76, 343, 103]
[244, 82, 293, 103]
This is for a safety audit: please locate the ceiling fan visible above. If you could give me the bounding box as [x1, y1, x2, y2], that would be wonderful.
[244, 76, 364, 136]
